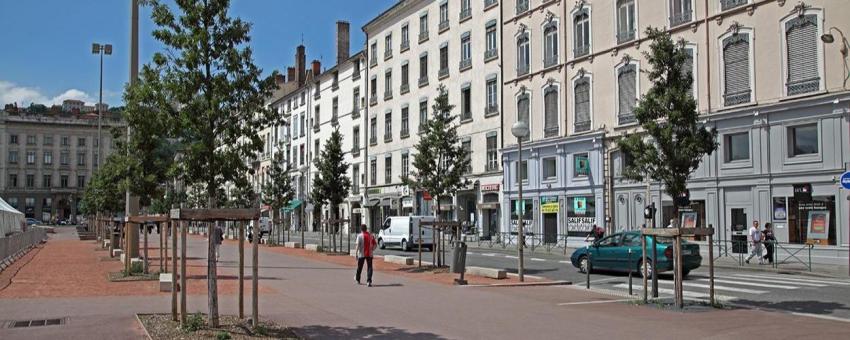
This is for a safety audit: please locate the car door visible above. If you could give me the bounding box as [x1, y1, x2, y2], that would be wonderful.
[616, 232, 643, 273]
[591, 234, 623, 270]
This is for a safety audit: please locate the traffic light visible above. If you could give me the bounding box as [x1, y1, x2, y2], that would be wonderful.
[643, 203, 656, 219]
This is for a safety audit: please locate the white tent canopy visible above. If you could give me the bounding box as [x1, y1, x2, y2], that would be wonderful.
[0, 197, 25, 237]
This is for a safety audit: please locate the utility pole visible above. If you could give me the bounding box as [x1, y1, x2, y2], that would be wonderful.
[124, 0, 141, 260]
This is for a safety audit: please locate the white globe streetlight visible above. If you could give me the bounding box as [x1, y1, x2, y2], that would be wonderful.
[510, 121, 529, 282]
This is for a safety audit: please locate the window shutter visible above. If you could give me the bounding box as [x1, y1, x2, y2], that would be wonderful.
[518, 95, 530, 141]
[683, 48, 695, 97]
[723, 34, 751, 106]
[786, 15, 819, 95]
[544, 88, 558, 136]
[618, 65, 636, 124]
[575, 79, 590, 132]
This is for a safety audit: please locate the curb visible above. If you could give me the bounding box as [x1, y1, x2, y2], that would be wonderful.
[462, 280, 572, 288]
[712, 263, 845, 279]
[135, 314, 153, 340]
[506, 272, 545, 280]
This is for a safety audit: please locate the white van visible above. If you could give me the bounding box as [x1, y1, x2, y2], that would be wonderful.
[378, 216, 435, 251]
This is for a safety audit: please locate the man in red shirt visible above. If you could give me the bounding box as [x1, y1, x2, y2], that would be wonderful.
[355, 224, 378, 286]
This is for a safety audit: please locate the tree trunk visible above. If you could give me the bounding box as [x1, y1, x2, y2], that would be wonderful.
[143, 223, 149, 274]
[239, 220, 245, 319]
[252, 217, 260, 326]
[207, 188, 219, 327]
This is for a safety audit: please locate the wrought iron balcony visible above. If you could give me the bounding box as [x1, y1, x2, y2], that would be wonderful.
[418, 76, 429, 88]
[459, 59, 472, 71]
[574, 45, 590, 58]
[384, 90, 393, 101]
[459, 8, 472, 21]
[484, 48, 499, 61]
[439, 20, 449, 32]
[544, 126, 559, 138]
[618, 113, 636, 125]
[723, 90, 752, 106]
[574, 120, 591, 132]
[516, 1, 529, 15]
[670, 11, 693, 27]
[721, 0, 747, 11]
[787, 77, 820, 96]
[419, 31, 429, 43]
[384, 49, 393, 60]
[400, 83, 410, 94]
[438, 67, 449, 79]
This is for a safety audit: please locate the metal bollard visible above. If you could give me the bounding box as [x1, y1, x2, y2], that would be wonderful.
[586, 247, 591, 289]
[628, 248, 633, 296]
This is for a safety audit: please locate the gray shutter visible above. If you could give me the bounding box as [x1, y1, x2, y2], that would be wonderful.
[683, 48, 695, 97]
[575, 79, 590, 132]
[786, 15, 819, 95]
[618, 65, 636, 124]
[544, 88, 558, 136]
[723, 33, 751, 106]
[518, 95, 530, 141]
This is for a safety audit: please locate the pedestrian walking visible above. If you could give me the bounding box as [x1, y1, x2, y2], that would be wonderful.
[762, 222, 775, 264]
[745, 221, 764, 264]
[213, 225, 224, 262]
[355, 224, 378, 287]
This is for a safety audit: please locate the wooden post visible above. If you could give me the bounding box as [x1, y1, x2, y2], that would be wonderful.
[159, 222, 164, 272]
[432, 227, 437, 267]
[180, 221, 187, 325]
[239, 220, 245, 319]
[674, 235, 684, 309]
[418, 224, 422, 268]
[708, 232, 715, 306]
[143, 223, 149, 274]
[164, 223, 169, 273]
[252, 218, 259, 327]
[171, 220, 177, 321]
[642, 233, 648, 303]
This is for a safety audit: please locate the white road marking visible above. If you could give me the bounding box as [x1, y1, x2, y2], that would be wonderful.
[697, 278, 798, 290]
[558, 260, 571, 264]
[790, 312, 850, 323]
[654, 279, 767, 294]
[613, 284, 736, 301]
[557, 299, 634, 306]
[720, 275, 828, 287]
[733, 274, 850, 286]
[505, 255, 518, 259]
[480, 253, 497, 257]
[530, 258, 546, 262]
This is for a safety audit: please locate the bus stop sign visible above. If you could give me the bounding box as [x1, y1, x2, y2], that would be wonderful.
[841, 171, 850, 190]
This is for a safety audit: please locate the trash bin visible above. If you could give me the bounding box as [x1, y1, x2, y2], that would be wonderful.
[451, 241, 468, 274]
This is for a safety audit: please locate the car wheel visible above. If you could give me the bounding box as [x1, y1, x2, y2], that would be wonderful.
[579, 255, 591, 274]
[378, 238, 385, 249]
[639, 259, 654, 278]
[401, 239, 408, 252]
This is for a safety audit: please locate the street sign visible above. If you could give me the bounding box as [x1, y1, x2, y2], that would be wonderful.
[840, 171, 850, 190]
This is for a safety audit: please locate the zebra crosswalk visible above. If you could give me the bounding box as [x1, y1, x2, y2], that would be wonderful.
[605, 273, 850, 302]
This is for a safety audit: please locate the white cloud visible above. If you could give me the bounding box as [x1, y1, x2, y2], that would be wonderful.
[0, 80, 96, 106]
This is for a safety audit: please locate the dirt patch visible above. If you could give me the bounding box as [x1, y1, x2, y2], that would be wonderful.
[108, 271, 161, 282]
[138, 313, 300, 340]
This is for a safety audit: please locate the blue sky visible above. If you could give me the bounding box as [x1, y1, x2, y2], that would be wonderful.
[0, 0, 395, 107]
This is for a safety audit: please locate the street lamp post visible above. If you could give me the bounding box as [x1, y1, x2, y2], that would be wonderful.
[511, 121, 529, 282]
[91, 43, 112, 171]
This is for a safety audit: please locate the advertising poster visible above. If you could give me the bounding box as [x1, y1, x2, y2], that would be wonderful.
[681, 212, 698, 228]
[567, 196, 595, 235]
[807, 210, 830, 240]
[510, 199, 533, 233]
[541, 196, 559, 214]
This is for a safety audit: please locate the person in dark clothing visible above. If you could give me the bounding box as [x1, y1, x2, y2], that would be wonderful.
[762, 222, 775, 264]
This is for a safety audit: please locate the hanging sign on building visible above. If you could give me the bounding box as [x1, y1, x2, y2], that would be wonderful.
[807, 210, 830, 240]
[480, 183, 500, 192]
[793, 183, 812, 201]
[541, 196, 559, 214]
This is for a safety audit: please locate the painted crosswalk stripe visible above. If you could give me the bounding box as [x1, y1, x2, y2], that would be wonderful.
[505, 255, 518, 259]
[655, 280, 767, 294]
[613, 284, 736, 301]
[481, 253, 497, 257]
[530, 258, 546, 262]
[721, 275, 828, 287]
[558, 260, 571, 264]
[733, 274, 850, 286]
[697, 278, 798, 290]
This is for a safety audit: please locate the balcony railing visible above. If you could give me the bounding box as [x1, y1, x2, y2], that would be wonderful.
[787, 77, 820, 96]
[438, 67, 449, 79]
[516, 1, 529, 14]
[517, 64, 529, 76]
[617, 30, 635, 44]
[370, 57, 377, 67]
[439, 20, 449, 32]
[486, 104, 499, 116]
[369, 96, 378, 106]
[351, 109, 360, 119]
[401, 40, 410, 51]
[544, 55, 558, 68]
[544, 126, 559, 138]
[459, 8, 472, 21]
[670, 11, 692, 27]
[384, 133, 392, 142]
[575, 120, 591, 132]
[400, 83, 410, 94]
[724, 90, 752, 106]
[351, 147, 360, 157]
[721, 0, 747, 11]
[418, 76, 429, 88]
[384, 90, 393, 100]
[574, 45, 590, 58]
[419, 31, 429, 43]
[485, 0, 499, 10]
[370, 137, 377, 145]
[384, 49, 393, 60]
[484, 48, 498, 61]
[331, 81, 339, 91]
[618, 113, 636, 125]
[400, 127, 410, 138]
[459, 59, 472, 71]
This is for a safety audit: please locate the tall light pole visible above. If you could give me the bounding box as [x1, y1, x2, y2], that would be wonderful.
[91, 43, 112, 171]
[511, 121, 529, 282]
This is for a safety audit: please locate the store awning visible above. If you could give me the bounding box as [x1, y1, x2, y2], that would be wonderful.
[282, 199, 304, 213]
[477, 202, 500, 210]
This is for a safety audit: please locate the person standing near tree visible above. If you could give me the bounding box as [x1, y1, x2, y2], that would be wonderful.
[213, 225, 224, 262]
[746, 221, 764, 265]
[355, 224, 377, 287]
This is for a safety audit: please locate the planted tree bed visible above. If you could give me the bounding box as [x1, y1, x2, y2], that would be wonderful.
[108, 271, 160, 282]
[137, 313, 300, 340]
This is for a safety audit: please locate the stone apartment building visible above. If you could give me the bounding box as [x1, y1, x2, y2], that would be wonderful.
[362, 0, 504, 234]
[501, 0, 850, 249]
[0, 110, 124, 222]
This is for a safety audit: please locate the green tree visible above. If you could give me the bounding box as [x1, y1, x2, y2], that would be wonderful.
[145, 0, 279, 326]
[261, 144, 294, 244]
[80, 154, 128, 217]
[618, 28, 717, 223]
[311, 128, 351, 252]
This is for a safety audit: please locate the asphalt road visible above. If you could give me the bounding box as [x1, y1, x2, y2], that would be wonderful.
[288, 232, 850, 322]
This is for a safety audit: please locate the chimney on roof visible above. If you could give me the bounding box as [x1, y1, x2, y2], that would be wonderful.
[311, 60, 321, 79]
[287, 67, 296, 83]
[296, 45, 306, 86]
[336, 21, 350, 66]
[274, 73, 285, 87]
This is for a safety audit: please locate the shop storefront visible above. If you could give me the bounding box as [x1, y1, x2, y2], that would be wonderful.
[477, 183, 501, 240]
[566, 196, 596, 237]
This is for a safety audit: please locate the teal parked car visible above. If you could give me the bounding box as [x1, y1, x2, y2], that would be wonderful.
[569, 231, 702, 278]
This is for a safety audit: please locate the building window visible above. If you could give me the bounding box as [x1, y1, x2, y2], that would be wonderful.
[353, 165, 360, 194]
[384, 70, 393, 100]
[460, 0, 471, 20]
[486, 135, 498, 171]
[26, 151, 36, 165]
[353, 60, 361, 80]
[401, 107, 410, 137]
[785, 14, 820, 96]
[61, 136, 70, 146]
[544, 85, 559, 137]
[439, 2, 449, 31]
[385, 33, 393, 59]
[574, 153, 590, 177]
[670, 0, 693, 26]
[78, 137, 86, 147]
[720, 0, 748, 12]
[299, 144, 304, 165]
[486, 78, 498, 114]
[370, 117, 378, 145]
[332, 71, 339, 90]
[370, 76, 378, 103]
[314, 105, 320, 130]
[385, 155, 393, 184]
[353, 87, 361, 116]
[8, 151, 18, 164]
[314, 139, 320, 161]
[616, 0, 636, 43]
[516, 160, 528, 182]
[461, 140, 472, 174]
[683, 46, 697, 100]
[542, 158, 557, 180]
[43, 136, 53, 145]
[370, 159, 377, 185]
[485, 21, 498, 60]
[439, 45, 449, 78]
[26, 135, 36, 145]
[574, 9, 591, 57]
[43, 175, 51, 188]
[401, 153, 409, 179]
[419, 53, 429, 86]
[61, 175, 69, 188]
[8, 174, 17, 188]
[300, 114, 305, 137]
[370, 42, 378, 66]
[461, 86, 472, 121]
[722, 32, 752, 106]
[419, 99, 428, 131]
[788, 124, 818, 157]
[43, 151, 52, 165]
[460, 33, 472, 70]
[353, 126, 360, 154]
[10, 134, 18, 144]
[516, 33, 530, 75]
[516, 0, 529, 14]
[401, 24, 410, 50]
[60, 152, 69, 166]
[26, 174, 35, 188]
[543, 22, 559, 67]
[401, 63, 410, 93]
[384, 110, 393, 141]
[724, 132, 750, 162]
[574, 77, 591, 132]
[419, 13, 429, 42]
[617, 64, 637, 125]
[332, 97, 339, 123]
[516, 93, 530, 142]
[77, 175, 86, 188]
